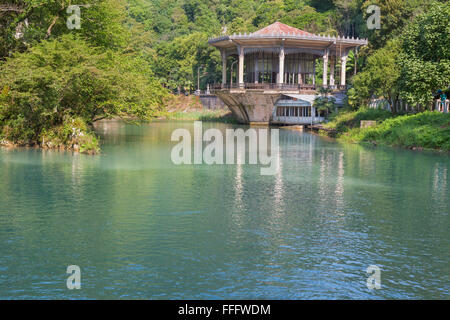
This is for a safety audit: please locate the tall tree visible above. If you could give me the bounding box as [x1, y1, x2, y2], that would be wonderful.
[398, 1, 450, 108]
[349, 39, 402, 111]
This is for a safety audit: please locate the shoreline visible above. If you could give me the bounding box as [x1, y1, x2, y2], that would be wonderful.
[0, 139, 98, 154]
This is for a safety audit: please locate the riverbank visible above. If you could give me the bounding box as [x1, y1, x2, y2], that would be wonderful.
[321, 109, 450, 151]
[161, 109, 235, 122]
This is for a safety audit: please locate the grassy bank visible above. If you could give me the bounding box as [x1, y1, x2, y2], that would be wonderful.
[322, 109, 450, 151]
[162, 109, 236, 123]
[158, 94, 236, 123]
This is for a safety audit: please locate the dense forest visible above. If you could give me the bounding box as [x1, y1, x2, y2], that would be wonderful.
[0, 0, 449, 151]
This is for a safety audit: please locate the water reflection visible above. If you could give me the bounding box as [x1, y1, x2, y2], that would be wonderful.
[272, 149, 284, 215]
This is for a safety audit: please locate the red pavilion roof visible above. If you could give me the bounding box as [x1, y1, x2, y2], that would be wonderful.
[252, 22, 311, 36]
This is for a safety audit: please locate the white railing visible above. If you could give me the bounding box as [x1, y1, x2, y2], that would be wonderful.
[369, 98, 420, 112]
[370, 98, 449, 113]
[273, 116, 324, 124]
[435, 99, 449, 113]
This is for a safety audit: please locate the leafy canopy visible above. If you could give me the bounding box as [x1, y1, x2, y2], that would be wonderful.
[0, 34, 166, 143]
[398, 1, 450, 107]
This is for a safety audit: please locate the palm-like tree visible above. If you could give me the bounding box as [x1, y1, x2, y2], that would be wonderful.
[314, 87, 336, 117]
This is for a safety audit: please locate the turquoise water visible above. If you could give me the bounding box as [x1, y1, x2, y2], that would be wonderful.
[0, 120, 448, 299]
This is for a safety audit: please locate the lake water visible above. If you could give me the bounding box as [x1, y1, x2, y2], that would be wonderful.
[0, 120, 448, 299]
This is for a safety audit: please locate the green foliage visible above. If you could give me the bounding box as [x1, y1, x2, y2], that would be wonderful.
[346, 48, 362, 75]
[350, 1, 449, 112]
[0, 0, 130, 58]
[39, 116, 100, 153]
[0, 0, 170, 152]
[0, 34, 167, 151]
[398, 1, 450, 108]
[361, 0, 426, 50]
[351, 39, 402, 109]
[152, 32, 221, 92]
[313, 87, 337, 116]
[252, 0, 336, 33]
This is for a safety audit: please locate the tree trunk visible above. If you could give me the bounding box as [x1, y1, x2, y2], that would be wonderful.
[45, 16, 58, 39]
[389, 95, 398, 115]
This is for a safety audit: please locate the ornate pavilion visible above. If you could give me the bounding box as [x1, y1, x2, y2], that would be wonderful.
[208, 22, 368, 125]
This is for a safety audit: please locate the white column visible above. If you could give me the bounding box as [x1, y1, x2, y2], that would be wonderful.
[238, 46, 244, 85]
[329, 56, 335, 86]
[312, 60, 316, 86]
[340, 53, 348, 87]
[278, 44, 285, 84]
[254, 54, 259, 83]
[221, 50, 227, 85]
[322, 49, 328, 87]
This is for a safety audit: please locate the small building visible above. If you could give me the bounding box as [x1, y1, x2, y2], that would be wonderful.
[208, 22, 368, 125]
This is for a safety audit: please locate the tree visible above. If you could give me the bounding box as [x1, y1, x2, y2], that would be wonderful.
[314, 87, 337, 117]
[0, 35, 167, 151]
[152, 32, 220, 93]
[398, 1, 450, 109]
[0, 0, 130, 59]
[350, 39, 402, 112]
[333, 0, 362, 37]
[361, 0, 426, 50]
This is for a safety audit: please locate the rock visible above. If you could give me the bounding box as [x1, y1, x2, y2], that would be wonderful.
[360, 120, 377, 128]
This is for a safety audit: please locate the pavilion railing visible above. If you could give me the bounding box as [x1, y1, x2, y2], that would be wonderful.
[327, 84, 348, 91]
[211, 83, 348, 91]
[369, 98, 449, 113]
[212, 83, 316, 90]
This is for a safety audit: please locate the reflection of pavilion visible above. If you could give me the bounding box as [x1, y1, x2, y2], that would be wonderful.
[208, 22, 367, 125]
